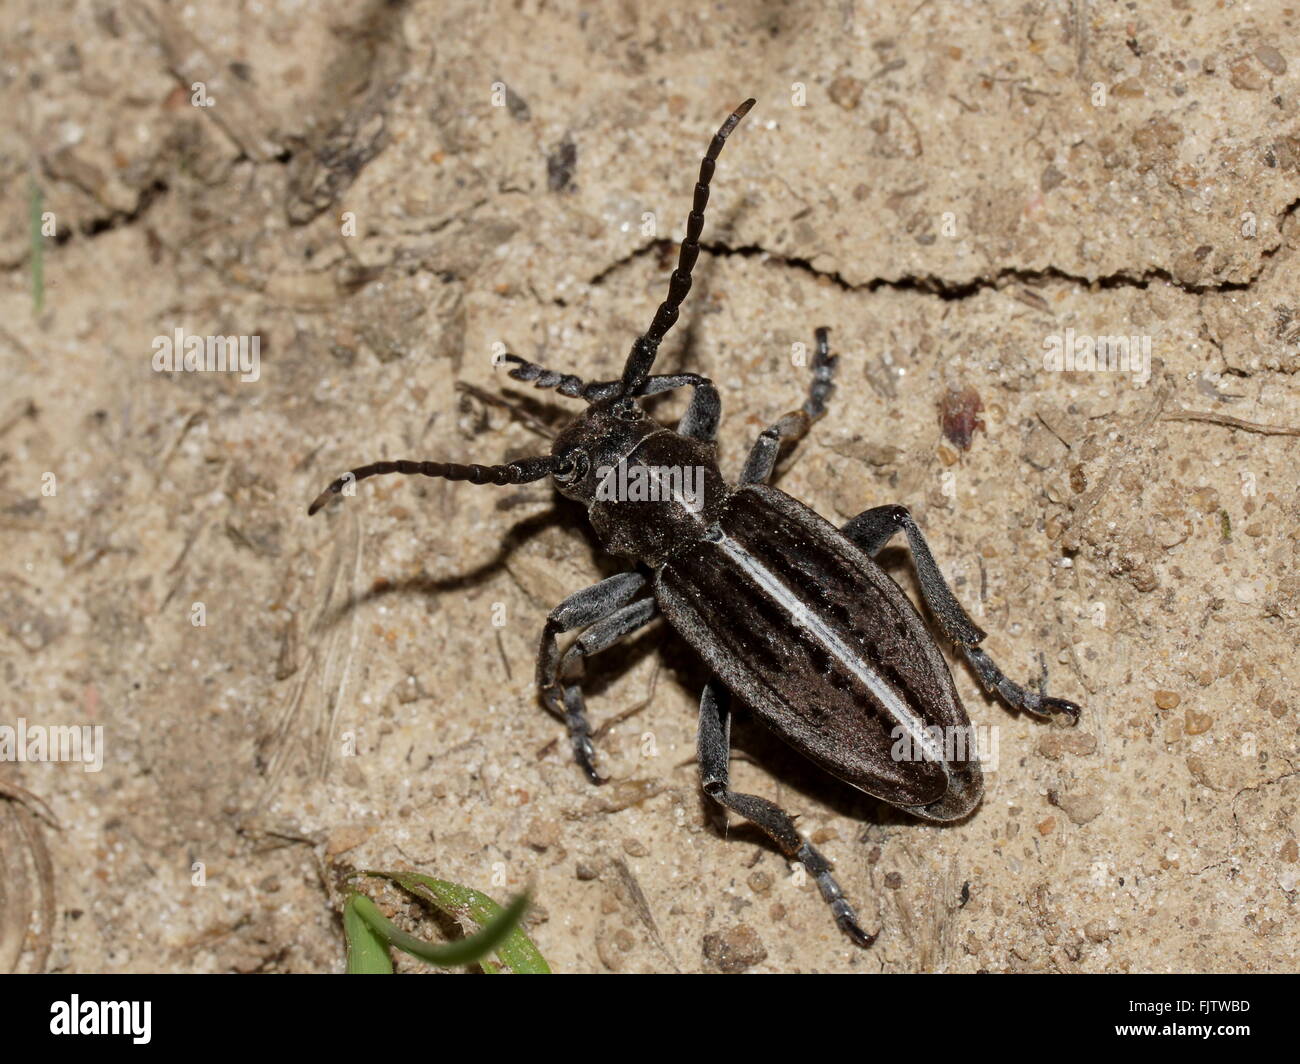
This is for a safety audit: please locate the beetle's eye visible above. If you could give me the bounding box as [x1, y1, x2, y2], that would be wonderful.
[612, 398, 642, 421]
[555, 450, 589, 483]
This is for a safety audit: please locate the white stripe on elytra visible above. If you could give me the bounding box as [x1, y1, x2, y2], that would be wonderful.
[650, 465, 707, 524]
[717, 531, 946, 765]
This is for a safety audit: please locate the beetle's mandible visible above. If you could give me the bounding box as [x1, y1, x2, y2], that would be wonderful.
[308, 98, 1082, 949]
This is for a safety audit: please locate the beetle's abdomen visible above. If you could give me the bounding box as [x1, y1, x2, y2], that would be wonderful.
[656, 484, 979, 813]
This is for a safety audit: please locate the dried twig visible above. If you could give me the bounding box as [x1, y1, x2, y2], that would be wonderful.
[457, 382, 557, 441]
[0, 778, 61, 829]
[0, 783, 58, 973]
[1161, 411, 1300, 437]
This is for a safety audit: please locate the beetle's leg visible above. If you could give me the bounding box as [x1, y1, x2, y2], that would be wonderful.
[841, 505, 1081, 722]
[637, 372, 721, 442]
[802, 326, 838, 421]
[556, 598, 658, 680]
[572, 371, 723, 440]
[455, 382, 556, 441]
[697, 680, 877, 948]
[538, 572, 650, 782]
[740, 327, 837, 484]
[553, 597, 659, 766]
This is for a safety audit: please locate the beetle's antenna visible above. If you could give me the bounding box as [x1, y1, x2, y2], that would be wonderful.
[307, 454, 564, 516]
[501, 354, 624, 403]
[617, 97, 755, 398]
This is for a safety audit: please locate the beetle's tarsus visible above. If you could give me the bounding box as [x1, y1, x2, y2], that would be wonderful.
[571, 727, 606, 784]
[963, 646, 1082, 726]
[838, 910, 880, 949]
[1038, 694, 1083, 724]
[810, 852, 877, 949]
[576, 746, 605, 785]
[825, 888, 877, 948]
[1031, 656, 1083, 724]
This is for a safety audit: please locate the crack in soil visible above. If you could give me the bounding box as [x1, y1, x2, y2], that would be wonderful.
[587, 195, 1300, 301]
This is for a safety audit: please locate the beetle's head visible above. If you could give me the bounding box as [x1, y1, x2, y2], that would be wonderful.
[306, 99, 756, 521]
[550, 395, 658, 505]
[303, 382, 662, 518]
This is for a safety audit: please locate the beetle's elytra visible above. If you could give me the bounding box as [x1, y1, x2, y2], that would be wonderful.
[309, 98, 1082, 948]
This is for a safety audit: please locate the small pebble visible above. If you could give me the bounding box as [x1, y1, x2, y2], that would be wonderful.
[828, 75, 865, 110]
[703, 925, 768, 973]
[1229, 57, 1266, 91]
[1085, 918, 1117, 943]
[1255, 45, 1287, 76]
[1052, 790, 1103, 826]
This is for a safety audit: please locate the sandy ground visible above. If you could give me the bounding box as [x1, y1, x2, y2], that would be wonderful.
[1, 0, 1297, 974]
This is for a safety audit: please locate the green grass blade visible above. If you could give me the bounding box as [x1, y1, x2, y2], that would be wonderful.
[350, 891, 529, 969]
[363, 870, 551, 974]
[29, 179, 44, 315]
[343, 893, 393, 974]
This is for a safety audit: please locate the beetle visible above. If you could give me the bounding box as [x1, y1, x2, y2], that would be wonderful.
[307, 98, 1081, 947]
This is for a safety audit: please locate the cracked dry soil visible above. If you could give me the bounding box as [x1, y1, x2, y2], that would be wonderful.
[1, 1, 1298, 973]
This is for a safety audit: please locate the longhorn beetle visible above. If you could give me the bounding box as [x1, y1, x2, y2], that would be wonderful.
[308, 98, 1082, 948]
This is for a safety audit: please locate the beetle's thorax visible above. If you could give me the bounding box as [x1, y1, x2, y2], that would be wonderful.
[552, 401, 730, 567]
